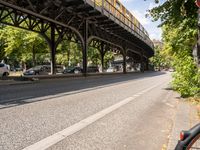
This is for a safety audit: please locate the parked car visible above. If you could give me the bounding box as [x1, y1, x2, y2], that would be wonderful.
[87, 66, 99, 73]
[63, 67, 83, 74]
[55, 65, 64, 73]
[23, 65, 51, 75]
[106, 67, 116, 73]
[0, 63, 9, 77]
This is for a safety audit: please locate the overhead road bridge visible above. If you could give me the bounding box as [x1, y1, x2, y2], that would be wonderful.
[0, 0, 154, 75]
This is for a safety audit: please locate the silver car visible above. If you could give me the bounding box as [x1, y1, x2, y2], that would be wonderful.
[0, 63, 9, 77]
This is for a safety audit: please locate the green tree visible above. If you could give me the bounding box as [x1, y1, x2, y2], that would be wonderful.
[150, 46, 164, 70]
[148, 0, 200, 97]
[57, 41, 82, 67]
[0, 26, 48, 68]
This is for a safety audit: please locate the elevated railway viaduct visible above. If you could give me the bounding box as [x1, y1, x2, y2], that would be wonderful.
[0, 0, 154, 75]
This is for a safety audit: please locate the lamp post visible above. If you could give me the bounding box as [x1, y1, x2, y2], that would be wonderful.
[195, 0, 200, 67]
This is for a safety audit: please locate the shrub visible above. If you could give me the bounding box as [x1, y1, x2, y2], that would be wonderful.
[172, 55, 200, 97]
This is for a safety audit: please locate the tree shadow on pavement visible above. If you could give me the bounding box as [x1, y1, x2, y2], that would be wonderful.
[0, 71, 167, 109]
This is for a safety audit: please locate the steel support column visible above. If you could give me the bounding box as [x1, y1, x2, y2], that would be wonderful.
[82, 19, 88, 76]
[50, 23, 56, 75]
[123, 50, 127, 74]
[140, 54, 144, 73]
[146, 58, 149, 71]
[100, 42, 105, 72]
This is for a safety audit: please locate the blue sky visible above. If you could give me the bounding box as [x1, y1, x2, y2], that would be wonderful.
[120, 0, 164, 40]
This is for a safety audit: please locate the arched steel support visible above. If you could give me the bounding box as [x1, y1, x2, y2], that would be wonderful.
[41, 24, 84, 75]
[87, 36, 123, 51]
[0, 1, 85, 75]
[0, 0, 85, 45]
[126, 49, 141, 56]
[88, 35, 125, 73]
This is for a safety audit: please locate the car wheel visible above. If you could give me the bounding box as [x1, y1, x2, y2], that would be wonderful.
[3, 72, 9, 77]
[74, 69, 79, 74]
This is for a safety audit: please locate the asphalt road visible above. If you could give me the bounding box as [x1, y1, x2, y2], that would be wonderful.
[0, 72, 178, 150]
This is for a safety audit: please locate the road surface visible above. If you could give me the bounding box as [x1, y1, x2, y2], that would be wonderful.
[0, 72, 178, 150]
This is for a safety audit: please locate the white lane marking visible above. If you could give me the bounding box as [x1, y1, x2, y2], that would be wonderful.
[2, 96, 34, 103]
[22, 83, 162, 150]
[133, 94, 141, 97]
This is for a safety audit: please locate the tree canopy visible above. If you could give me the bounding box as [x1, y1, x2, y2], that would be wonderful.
[149, 0, 200, 97]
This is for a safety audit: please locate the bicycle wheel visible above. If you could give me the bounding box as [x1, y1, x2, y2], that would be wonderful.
[175, 124, 200, 150]
[186, 133, 200, 150]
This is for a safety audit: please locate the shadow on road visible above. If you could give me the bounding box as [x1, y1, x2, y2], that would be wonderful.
[0, 71, 167, 109]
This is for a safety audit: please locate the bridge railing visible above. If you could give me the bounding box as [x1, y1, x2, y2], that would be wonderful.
[90, 0, 154, 49]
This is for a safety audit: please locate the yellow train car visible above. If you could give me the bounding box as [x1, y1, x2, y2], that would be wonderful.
[111, 0, 142, 34]
[91, 0, 146, 37]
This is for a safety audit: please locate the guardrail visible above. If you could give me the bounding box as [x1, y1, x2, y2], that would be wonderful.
[89, 0, 154, 49]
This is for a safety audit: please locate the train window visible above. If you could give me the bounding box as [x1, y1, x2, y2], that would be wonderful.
[126, 11, 130, 18]
[122, 6, 125, 13]
[116, 1, 121, 10]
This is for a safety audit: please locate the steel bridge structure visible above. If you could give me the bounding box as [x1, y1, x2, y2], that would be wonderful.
[0, 0, 154, 75]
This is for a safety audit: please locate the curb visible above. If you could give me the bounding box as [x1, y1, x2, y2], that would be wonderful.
[0, 71, 164, 86]
[0, 80, 37, 86]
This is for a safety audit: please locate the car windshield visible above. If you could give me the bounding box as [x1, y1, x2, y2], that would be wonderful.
[65, 67, 74, 70]
[0, 63, 4, 67]
[31, 66, 42, 70]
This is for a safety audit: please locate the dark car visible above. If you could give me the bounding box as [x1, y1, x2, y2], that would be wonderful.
[87, 66, 99, 73]
[23, 65, 51, 75]
[63, 67, 83, 74]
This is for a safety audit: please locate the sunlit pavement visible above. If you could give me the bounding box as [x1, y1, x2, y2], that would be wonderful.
[0, 72, 181, 150]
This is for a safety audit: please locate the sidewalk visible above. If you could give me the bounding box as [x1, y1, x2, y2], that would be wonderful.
[167, 99, 199, 150]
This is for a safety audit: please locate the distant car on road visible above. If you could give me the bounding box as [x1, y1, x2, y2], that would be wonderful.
[63, 67, 83, 74]
[169, 68, 174, 72]
[106, 67, 116, 73]
[23, 65, 51, 75]
[87, 66, 99, 73]
[0, 63, 9, 77]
